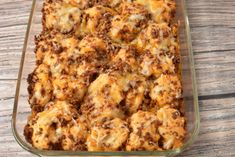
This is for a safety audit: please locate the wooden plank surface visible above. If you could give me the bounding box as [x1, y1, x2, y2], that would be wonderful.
[0, 0, 235, 156]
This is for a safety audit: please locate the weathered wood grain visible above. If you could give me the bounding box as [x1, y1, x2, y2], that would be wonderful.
[195, 50, 235, 96]
[181, 97, 235, 157]
[0, 80, 16, 100]
[187, 0, 235, 28]
[187, 0, 235, 53]
[0, 0, 235, 156]
[0, 98, 32, 157]
[0, 0, 31, 79]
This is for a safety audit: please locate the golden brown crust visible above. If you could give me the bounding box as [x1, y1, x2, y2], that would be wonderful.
[80, 72, 127, 125]
[156, 106, 186, 149]
[109, 2, 150, 43]
[81, 5, 117, 35]
[111, 45, 139, 71]
[42, 0, 82, 33]
[126, 111, 160, 151]
[150, 74, 182, 107]
[27, 63, 52, 108]
[134, 0, 176, 23]
[136, 22, 179, 55]
[25, 0, 185, 151]
[87, 118, 129, 151]
[139, 51, 175, 78]
[24, 101, 88, 150]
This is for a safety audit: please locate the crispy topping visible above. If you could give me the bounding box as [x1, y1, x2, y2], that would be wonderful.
[25, 101, 88, 150]
[87, 118, 129, 151]
[126, 111, 161, 151]
[150, 74, 182, 106]
[157, 106, 186, 149]
[25, 0, 185, 151]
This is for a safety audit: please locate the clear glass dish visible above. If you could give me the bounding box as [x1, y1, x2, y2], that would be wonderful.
[12, 0, 200, 156]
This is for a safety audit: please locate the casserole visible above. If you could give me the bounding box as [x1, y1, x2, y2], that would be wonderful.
[12, 0, 200, 156]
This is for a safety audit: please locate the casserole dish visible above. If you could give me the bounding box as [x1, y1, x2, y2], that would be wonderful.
[12, 0, 200, 156]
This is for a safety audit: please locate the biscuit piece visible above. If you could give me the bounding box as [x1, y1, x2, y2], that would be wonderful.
[126, 111, 160, 151]
[28, 64, 52, 108]
[24, 101, 88, 150]
[52, 75, 88, 104]
[71, 34, 110, 77]
[87, 118, 129, 151]
[111, 46, 139, 71]
[140, 51, 175, 78]
[150, 74, 182, 106]
[109, 2, 149, 43]
[35, 31, 79, 73]
[135, 0, 176, 23]
[43, 0, 82, 33]
[123, 74, 147, 114]
[136, 22, 179, 55]
[78, 34, 108, 56]
[81, 5, 117, 34]
[157, 106, 186, 149]
[81, 72, 129, 125]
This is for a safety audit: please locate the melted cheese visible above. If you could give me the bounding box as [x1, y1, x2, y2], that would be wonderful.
[43, 1, 82, 33]
[109, 2, 149, 42]
[134, 0, 176, 23]
[112, 46, 139, 70]
[124, 74, 147, 114]
[157, 106, 186, 149]
[81, 72, 129, 125]
[26, 0, 184, 151]
[150, 74, 182, 106]
[126, 111, 160, 151]
[140, 51, 175, 78]
[136, 22, 179, 55]
[28, 64, 52, 107]
[81, 5, 116, 34]
[27, 101, 88, 150]
[87, 118, 129, 151]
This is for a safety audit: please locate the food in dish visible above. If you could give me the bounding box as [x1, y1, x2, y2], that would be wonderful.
[24, 0, 186, 151]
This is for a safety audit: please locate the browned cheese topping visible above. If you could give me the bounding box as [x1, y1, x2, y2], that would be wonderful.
[126, 111, 160, 151]
[25, 0, 186, 151]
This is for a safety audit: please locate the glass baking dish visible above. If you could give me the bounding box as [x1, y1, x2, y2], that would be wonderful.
[12, 0, 200, 156]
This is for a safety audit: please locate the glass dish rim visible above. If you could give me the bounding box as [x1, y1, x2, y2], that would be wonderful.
[12, 0, 200, 156]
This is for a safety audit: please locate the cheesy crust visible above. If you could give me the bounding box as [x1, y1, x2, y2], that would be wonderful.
[136, 22, 179, 55]
[81, 72, 128, 125]
[24, 101, 88, 150]
[109, 2, 149, 43]
[126, 111, 160, 151]
[87, 118, 129, 151]
[134, 0, 176, 23]
[25, 0, 186, 151]
[156, 106, 186, 149]
[81, 5, 117, 34]
[27, 63, 52, 108]
[43, 0, 82, 33]
[150, 74, 182, 107]
[140, 51, 175, 78]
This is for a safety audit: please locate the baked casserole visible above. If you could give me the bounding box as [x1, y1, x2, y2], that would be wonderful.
[24, 0, 186, 151]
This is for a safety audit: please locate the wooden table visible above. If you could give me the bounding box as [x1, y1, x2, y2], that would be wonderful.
[0, 0, 235, 156]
